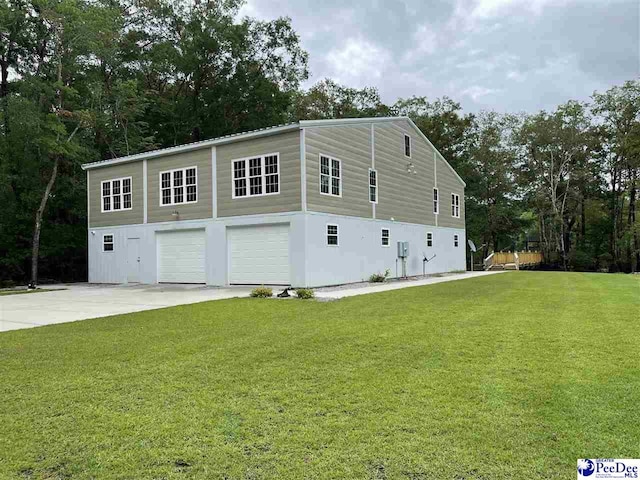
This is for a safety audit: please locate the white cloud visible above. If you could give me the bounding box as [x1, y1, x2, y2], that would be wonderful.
[460, 85, 500, 101]
[325, 38, 392, 86]
[235, 0, 637, 113]
[470, 0, 569, 18]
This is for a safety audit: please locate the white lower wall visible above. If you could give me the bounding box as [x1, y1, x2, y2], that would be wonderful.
[303, 212, 466, 287]
[88, 213, 306, 286]
[87, 212, 465, 287]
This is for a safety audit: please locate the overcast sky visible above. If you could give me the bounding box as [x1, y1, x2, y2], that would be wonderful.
[239, 0, 639, 114]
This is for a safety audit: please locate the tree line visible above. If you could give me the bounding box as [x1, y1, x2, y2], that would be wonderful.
[0, 0, 638, 284]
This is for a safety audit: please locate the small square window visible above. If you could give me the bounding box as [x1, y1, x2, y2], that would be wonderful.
[327, 224, 339, 246]
[454, 234, 459, 247]
[103, 234, 114, 252]
[381, 228, 389, 246]
[427, 232, 433, 247]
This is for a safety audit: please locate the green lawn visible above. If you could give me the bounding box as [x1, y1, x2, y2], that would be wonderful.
[0, 288, 59, 296]
[1, 272, 639, 479]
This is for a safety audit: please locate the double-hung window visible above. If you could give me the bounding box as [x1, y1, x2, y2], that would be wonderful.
[320, 154, 341, 196]
[103, 234, 114, 252]
[433, 188, 439, 215]
[327, 224, 339, 246]
[426, 232, 433, 247]
[451, 193, 460, 218]
[160, 167, 197, 206]
[404, 134, 411, 158]
[369, 169, 377, 203]
[381, 228, 390, 247]
[101, 177, 132, 213]
[232, 153, 279, 198]
[454, 234, 459, 247]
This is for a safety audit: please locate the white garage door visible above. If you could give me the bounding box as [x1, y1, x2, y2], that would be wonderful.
[228, 224, 290, 285]
[157, 229, 206, 283]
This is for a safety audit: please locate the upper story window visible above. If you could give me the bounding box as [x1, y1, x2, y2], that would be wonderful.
[232, 153, 279, 198]
[404, 134, 411, 158]
[320, 154, 341, 197]
[426, 232, 433, 247]
[454, 234, 459, 247]
[381, 228, 390, 247]
[160, 167, 197, 206]
[433, 188, 439, 215]
[103, 234, 114, 252]
[369, 169, 377, 203]
[101, 177, 132, 213]
[451, 193, 460, 218]
[327, 224, 339, 246]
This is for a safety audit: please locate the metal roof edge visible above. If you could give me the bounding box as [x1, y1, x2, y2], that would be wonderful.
[81, 123, 300, 170]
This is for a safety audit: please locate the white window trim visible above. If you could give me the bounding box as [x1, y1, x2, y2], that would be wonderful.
[101, 176, 133, 213]
[159, 166, 198, 207]
[231, 152, 281, 199]
[102, 233, 114, 252]
[454, 234, 459, 247]
[381, 228, 390, 247]
[369, 168, 378, 204]
[404, 134, 412, 158]
[326, 223, 339, 246]
[451, 193, 461, 218]
[319, 153, 342, 198]
[433, 187, 439, 215]
[426, 231, 434, 247]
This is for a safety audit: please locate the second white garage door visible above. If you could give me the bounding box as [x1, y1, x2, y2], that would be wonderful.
[228, 224, 290, 285]
[157, 229, 206, 283]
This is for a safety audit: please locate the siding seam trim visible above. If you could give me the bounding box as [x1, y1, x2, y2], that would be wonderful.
[211, 146, 217, 218]
[143, 159, 148, 224]
[434, 151, 438, 228]
[86, 170, 91, 228]
[300, 128, 307, 212]
[371, 123, 375, 220]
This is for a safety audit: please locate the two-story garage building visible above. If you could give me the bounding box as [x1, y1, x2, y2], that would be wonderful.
[82, 117, 466, 287]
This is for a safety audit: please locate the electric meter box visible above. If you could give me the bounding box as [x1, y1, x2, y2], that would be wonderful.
[397, 241, 409, 258]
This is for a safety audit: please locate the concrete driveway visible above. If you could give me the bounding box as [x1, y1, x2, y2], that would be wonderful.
[0, 283, 254, 332]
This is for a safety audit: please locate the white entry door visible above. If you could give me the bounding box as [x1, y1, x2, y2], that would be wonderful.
[127, 237, 141, 283]
[228, 224, 290, 285]
[157, 229, 206, 283]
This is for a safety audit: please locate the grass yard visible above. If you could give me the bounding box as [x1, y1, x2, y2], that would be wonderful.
[1, 272, 639, 479]
[0, 288, 60, 296]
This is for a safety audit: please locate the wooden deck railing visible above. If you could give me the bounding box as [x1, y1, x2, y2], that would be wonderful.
[483, 251, 543, 270]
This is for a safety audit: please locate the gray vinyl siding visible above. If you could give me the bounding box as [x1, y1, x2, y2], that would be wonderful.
[217, 130, 301, 217]
[305, 124, 372, 218]
[436, 156, 465, 228]
[375, 119, 437, 225]
[147, 149, 213, 223]
[88, 162, 143, 228]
